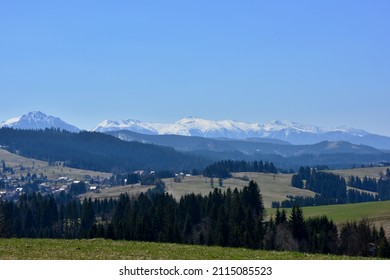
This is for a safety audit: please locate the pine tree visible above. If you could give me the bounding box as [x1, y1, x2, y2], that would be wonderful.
[80, 198, 95, 238]
[289, 206, 307, 251]
[0, 202, 12, 237]
[377, 226, 390, 258]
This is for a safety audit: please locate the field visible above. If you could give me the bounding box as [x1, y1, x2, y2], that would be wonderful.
[2, 149, 315, 207]
[164, 172, 315, 208]
[0, 238, 368, 260]
[266, 200, 390, 235]
[0, 148, 111, 180]
[81, 184, 155, 200]
[83, 172, 315, 207]
[329, 166, 389, 180]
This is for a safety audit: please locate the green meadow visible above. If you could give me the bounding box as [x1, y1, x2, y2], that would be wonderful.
[0, 238, 368, 260]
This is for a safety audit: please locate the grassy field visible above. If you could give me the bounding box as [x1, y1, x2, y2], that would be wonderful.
[0, 238, 369, 260]
[329, 166, 389, 180]
[0, 148, 111, 180]
[266, 200, 390, 234]
[164, 172, 315, 208]
[81, 184, 155, 200]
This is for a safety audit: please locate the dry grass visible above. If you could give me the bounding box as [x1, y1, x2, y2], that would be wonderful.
[163, 173, 315, 208]
[0, 148, 111, 180]
[329, 166, 389, 180]
[81, 184, 155, 200]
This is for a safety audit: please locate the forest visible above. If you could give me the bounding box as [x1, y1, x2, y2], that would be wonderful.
[0, 128, 208, 173]
[203, 160, 278, 178]
[1, 180, 389, 258]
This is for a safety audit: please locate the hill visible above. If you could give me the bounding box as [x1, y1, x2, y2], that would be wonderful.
[108, 130, 381, 156]
[329, 166, 390, 179]
[0, 148, 111, 180]
[160, 172, 315, 208]
[0, 128, 209, 173]
[267, 200, 390, 235]
[107, 130, 390, 169]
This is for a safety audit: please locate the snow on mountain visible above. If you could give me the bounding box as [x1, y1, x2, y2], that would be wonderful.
[0, 111, 80, 133]
[2, 116, 22, 127]
[3, 112, 388, 149]
[93, 116, 390, 148]
[167, 117, 262, 138]
[262, 120, 325, 134]
[332, 126, 369, 137]
[94, 117, 369, 139]
[93, 119, 157, 134]
[94, 117, 264, 138]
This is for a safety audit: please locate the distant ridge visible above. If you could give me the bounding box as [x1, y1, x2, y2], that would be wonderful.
[95, 117, 390, 150]
[107, 130, 382, 157]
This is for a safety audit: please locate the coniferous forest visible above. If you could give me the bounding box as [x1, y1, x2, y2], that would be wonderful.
[1, 181, 389, 258]
[0, 128, 208, 173]
[274, 167, 390, 208]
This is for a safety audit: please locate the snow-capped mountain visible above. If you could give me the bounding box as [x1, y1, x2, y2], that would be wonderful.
[94, 117, 368, 139]
[2, 112, 389, 149]
[94, 117, 390, 149]
[94, 117, 264, 138]
[93, 119, 157, 135]
[0, 111, 80, 133]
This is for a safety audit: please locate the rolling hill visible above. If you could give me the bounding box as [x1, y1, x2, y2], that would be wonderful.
[107, 130, 390, 169]
[0, 128, 209, 173]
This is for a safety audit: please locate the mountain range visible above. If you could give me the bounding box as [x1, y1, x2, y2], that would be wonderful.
[1, 111, 390, 150]
[2, 111, 390, 170]
[106, 130, 382, 157]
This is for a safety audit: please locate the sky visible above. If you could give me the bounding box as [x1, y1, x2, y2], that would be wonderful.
[1, 0, 389, 135]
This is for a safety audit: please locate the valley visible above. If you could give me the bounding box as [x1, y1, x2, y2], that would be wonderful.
[1, 126, 390, 259]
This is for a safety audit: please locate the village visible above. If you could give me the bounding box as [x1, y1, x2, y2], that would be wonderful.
[0, 157, 113, 201]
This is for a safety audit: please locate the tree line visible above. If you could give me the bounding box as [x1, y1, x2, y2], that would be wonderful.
[275, 167, 389, 208]
[1, 181, 389, 258]
[267, 207, 390, 257]
[203, 160, 278, 179]
[348, 174, 390, 201]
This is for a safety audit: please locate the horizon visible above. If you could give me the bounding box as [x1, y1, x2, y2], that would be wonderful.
[0, 110, 385, 137]
[1, 1, 389, 136]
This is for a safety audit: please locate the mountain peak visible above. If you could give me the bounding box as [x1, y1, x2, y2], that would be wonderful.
[0, 111, 80, 133]
[26, 111, 46, 117]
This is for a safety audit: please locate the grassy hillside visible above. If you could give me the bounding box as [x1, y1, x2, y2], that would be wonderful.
[164, 172, 315, 208]
[81, 184, 155, 200]
[329, 166, 389, 180]
[0, 238, 368, 260]
[0, 128, 209, 173]
[0, 148, 111, 180]
[266, 200, 390, 234]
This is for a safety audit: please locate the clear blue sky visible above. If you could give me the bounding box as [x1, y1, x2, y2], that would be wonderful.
[1, 0, 389, 135]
